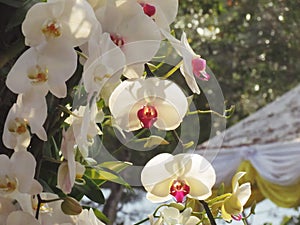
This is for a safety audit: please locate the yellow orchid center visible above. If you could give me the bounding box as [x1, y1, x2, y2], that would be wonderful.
[42, 19, 62, 38]
[94, 74, 112, 82]
[8, 117, 28, 135]
[137, 105, 158, 128]
[32, 196, 52, 213]
[170, 179, 190, 203]
[28, 65, 48, 84]
[0, 175, 17, 194]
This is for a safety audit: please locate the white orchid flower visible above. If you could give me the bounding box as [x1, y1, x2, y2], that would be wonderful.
[0, 196, 20, 225]
[82, 33, 126, 95]
[109, 77, 188, 131]
[65, 102, 103, 158]
[74, 208, 105, 225]
[95, 0, 161, 78]
[158, 207, 200, 225]
[6, 42, 77, 98]
[161, 30, 211, 94]
[22, 0, 99, 47]
[141, 153, 216, 203]
[3, 93, 47, 151]
[6, 211, 40, 225]
[221, 172, 251, 222]
[31, 193, 75, 225]
[0, 151, 42, 213]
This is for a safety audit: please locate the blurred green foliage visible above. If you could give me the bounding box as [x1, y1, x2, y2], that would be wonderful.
[174, 0, 300, 127]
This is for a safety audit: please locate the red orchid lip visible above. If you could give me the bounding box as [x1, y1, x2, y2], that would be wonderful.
[137, 105, 158, 128]
[170, 180, 190, 203]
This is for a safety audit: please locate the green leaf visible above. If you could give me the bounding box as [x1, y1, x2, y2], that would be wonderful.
[85, 167, 131, 188]
[98, 161, 132, 173]
[92, 208, 109, 224]
[73, 175, 105, 204]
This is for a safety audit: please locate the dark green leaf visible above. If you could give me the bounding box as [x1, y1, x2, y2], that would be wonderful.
[92, 208, 110, 224]
[85, 167, 131, 188]
[73, 175, 105, 204]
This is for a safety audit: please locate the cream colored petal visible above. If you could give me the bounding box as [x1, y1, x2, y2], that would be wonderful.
[11, 151, 40, 194]
[161, 207, 180, 221]
[141, 153, 174, 194]
[6, 47, 45, 95]
[22, 2, 54, 46]
[41, 43, 77, 98]
[7, 211, 40, 225]
[221, 203, 232, 222]
[146, 192, 172, 203]
[223, 194, 242, 215]
[154, 99, 183, 130]
[185, 177, 212, 200]
[57, 162, 72, 194]
[180, 64, 200, 94]
[236, 182, 251, 206]
[231, 172, 246, 193]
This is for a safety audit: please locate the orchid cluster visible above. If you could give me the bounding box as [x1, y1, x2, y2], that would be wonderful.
[1, 0, 252, 224]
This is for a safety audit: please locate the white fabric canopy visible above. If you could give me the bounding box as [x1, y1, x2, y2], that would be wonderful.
[196, 84, 300, 187]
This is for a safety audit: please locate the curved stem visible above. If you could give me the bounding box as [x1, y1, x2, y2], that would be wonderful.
[133, 217, 150, 225]
[206, 193, 232, 205]
[188, 105, 235, 119]
[199, 200, 217, 225]
[76, 50, 88, 60]
[162, 60, 183, 79]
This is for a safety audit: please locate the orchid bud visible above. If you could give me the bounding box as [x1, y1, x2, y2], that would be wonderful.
[61, 196, 82, 215]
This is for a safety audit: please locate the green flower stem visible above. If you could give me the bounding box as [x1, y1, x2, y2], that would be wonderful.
[133, 217, 149, 225]
[76, 50, 88, 60]
[162, 60, 183, 79]
[206, 193, 232, 205]
[133, 204, 169, 225]
[199, 200, 217, 225]
[187, 105, 235, 119]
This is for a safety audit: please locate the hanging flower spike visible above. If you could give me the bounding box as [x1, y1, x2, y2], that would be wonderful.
[22, 0, 99, 47]
[141, 153, 216, 203]
[95, 0, 161, 78]
[108, 77, 188, 131]
[221, 172, 251, 222]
